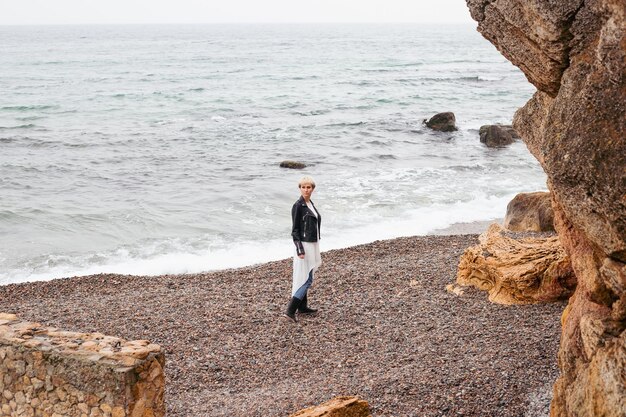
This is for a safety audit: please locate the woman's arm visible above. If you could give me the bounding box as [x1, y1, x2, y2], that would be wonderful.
[291, 203, 305, 256]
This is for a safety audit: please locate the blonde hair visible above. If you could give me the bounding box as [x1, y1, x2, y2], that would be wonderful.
[298, 176, 316, 189]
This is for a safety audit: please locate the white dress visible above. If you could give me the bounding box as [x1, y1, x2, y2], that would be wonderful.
[291, 202, 322, 296]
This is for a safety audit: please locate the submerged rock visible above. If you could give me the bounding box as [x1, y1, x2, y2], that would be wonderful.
[479, 124, 519, 147]
[424, 112, 457, 132]
[504, 191, 555, 232]
[456, 223, 576, 304]
[279, 160, 307, 169]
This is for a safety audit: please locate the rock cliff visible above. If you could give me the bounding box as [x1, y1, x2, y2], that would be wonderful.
[466, 0, 625, 416]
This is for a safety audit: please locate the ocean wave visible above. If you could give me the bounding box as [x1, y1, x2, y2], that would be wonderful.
[24, 138, 62, 148]
[1, 105, 58, 112]
[325, 121, 365, 127]
[31, 61, 67, 65]
[0, 210, 18, 220]
[292, 109, 330, 116]
[394, 78, 419, 84]
[420, 75, 503, 82]
[64, 142, 93, 148]
[367, 140, 389, 146]
[5, 165, 43, 173]
[15, 115, 46, 121]
[361, 68, 395, 73]
[0, 194, 516, 285]
[339, 80, 376, 86]
[0, 124, 37, 130]
[0, 237, 293, 285]
[389, 62, 424, 67]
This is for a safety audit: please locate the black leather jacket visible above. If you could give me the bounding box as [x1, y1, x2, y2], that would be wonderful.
[291, 196, 321, 256]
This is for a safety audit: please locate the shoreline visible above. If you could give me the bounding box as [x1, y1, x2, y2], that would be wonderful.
[1, 219, 503, 287]
[0, 233, 562, 416]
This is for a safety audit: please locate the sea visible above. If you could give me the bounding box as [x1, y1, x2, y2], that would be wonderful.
[0, 24, 545, 285]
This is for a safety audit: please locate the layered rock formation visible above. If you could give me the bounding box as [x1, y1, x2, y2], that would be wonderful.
[0, 313, 165, 417]
[504, 191, 555, 232]
[289, 396, 371, 417]
[466, 0, 625, 415]
[457, 223, 575, 304]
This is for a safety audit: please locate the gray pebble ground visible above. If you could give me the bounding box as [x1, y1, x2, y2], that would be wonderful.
[0, 234, 564, 416]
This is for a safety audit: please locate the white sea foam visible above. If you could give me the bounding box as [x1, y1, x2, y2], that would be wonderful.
[1, 239, 292, 284]
[0, 193, 516, 284]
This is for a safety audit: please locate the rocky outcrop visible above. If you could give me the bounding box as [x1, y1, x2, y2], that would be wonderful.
[466, 0, 625, 416]
[289, 396, 371, 417]
[0, 313, 165, 417]
[504, 191, 555, 232]
[424, 112, 457, 132]
[280, 160, 307, 169]
[456, 224, 576, 304]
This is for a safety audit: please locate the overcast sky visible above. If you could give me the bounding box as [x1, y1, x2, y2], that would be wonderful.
[1, 0, 474, 25]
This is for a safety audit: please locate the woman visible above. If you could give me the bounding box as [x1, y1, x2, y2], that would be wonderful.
[285, 176, 322, 322]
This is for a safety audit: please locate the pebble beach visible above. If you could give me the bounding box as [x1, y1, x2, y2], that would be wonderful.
[0, 233, 564, 416]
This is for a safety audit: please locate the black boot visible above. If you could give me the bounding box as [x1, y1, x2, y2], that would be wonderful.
[284, 297, 301, 322]
[297, 294, 318, 314]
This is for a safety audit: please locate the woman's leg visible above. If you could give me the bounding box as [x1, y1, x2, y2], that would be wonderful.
[293, 269, 313, 300]
[285, 270, 313, 322]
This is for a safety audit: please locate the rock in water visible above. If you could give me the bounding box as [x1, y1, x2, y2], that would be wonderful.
[479, 124, 515, 147]
[504, 191, 555, 232]
[279, 160, 307, 169]
[499, 124, 520, 139]
[456, 223, 576, 304]
[466, 0, 625, 415]
[424, 112, 457, 132]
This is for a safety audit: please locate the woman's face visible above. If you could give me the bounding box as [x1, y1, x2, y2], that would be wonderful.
[299, 183, 314, 200]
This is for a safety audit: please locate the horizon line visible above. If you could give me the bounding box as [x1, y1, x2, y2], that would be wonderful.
[0, 21, 475, 27]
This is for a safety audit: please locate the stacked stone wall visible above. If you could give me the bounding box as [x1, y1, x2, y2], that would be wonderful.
[0, 313, 164, 417]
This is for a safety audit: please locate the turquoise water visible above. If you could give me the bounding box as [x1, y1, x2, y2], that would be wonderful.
[0, 24, 543, 284]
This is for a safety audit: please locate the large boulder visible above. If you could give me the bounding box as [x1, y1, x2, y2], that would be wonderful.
[479, 124, 515, 147]
[466, 0, 626, 415]
[289, 396, 371, 417]
[456, 223, 576, 304]
[504, 191, 555, 232]
[424, 112, 457, 132]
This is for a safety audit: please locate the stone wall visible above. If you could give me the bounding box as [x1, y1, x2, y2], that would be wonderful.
[0, 313, 164, 417]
